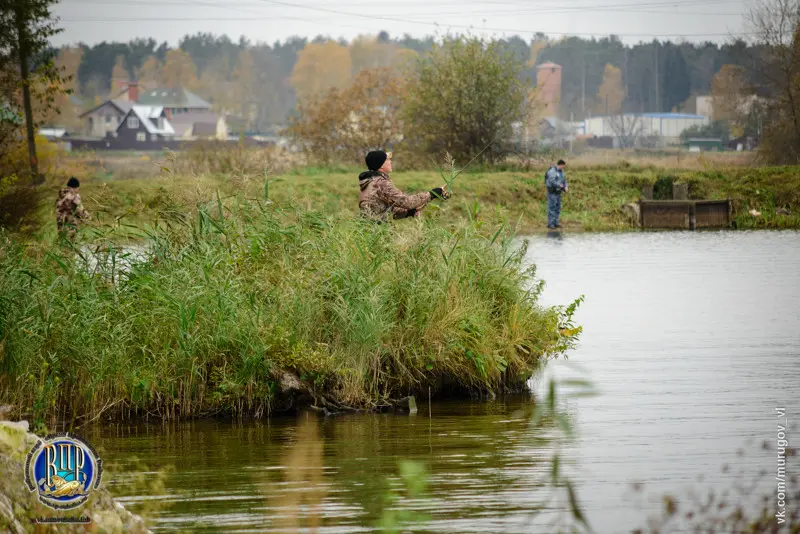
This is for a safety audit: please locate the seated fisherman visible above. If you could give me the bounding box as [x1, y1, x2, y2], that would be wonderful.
[358, 150, 450, 221]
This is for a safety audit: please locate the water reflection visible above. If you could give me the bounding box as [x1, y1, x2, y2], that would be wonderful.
[93, 400, 565, 532]
[266, 413, 327, 531]
[545, 230, 564, 241]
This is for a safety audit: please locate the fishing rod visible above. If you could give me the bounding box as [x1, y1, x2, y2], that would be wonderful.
[437, 133, 502, 194]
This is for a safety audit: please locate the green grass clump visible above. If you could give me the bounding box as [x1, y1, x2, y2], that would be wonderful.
[21, 157, 800, 241]
[0, 195, 574, 423]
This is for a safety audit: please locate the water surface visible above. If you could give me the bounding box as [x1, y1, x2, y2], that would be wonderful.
[90, 231, 800, 533]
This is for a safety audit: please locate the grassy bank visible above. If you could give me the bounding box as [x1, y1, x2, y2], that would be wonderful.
[25, 159, 800, 240]
[0, 192, 577, 424]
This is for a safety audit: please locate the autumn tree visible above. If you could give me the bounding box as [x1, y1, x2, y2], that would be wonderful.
[57, 46, 82, 91]
[136, 55, 162, 90]
[349, 35, 413, 75]
[404, 36, 532, 163]
[35, 46, 83, 130]
[0, 0, 63, 179]
[527, 40, 547, 68]
[711, 65, 749, 120]
[290, 41, 352, 102]
[711, 64, 750, 137]
[747, 0, 800, 163]
[160, 48, 199, 89]
[595, 64, 624, 115]
[198, 54, 234, 112]
[286, 67, 407, 163]
[105, 54, 132, 100]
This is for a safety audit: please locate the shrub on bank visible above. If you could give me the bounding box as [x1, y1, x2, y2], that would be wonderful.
[0, 197, 575, 423]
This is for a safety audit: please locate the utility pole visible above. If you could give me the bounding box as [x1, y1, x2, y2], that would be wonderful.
[581, 56, 586, 118]
[654, 42, 660, 113]
[569, 111, 574, 153]
[623, 48, 629, 108]
[14, 3, 40, 181]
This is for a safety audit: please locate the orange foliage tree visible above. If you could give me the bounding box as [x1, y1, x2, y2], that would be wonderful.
[285, 67, 407, 163]
[290, 41, 352, 103]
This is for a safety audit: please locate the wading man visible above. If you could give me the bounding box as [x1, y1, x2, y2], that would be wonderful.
[545, 159, 568, 229]
[56, 177, 89, 239]
[359, 150, 450, 222]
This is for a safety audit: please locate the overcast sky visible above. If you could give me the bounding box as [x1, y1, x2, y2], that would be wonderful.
[51, 0, 750, 47]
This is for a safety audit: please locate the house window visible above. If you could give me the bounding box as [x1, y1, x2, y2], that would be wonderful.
[136, 132, 146, 142]
[151, 134, 158, 141]
[128, 117, 140, 129]
[105, 115, 113, 124]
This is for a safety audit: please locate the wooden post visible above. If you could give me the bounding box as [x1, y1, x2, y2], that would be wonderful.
[673, 183, 689, 201]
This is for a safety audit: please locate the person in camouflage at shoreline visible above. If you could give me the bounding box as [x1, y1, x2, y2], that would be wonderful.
[358, 150, 450, 222]
[56, 177, 89, 239]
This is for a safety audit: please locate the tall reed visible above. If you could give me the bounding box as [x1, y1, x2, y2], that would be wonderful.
[0, 193, 575, 424]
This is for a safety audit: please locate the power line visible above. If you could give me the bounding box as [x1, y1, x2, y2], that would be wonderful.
[244, 0, 747, 38]
[393, 0, 743, 17]
[59, 16, 752, 38]
[58, 17, 750, 39]
[57, 0, 749, 39]
[64, 0, 744, 13]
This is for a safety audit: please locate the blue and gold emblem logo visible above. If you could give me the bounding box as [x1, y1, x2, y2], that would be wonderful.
[24, 433, 103, 510]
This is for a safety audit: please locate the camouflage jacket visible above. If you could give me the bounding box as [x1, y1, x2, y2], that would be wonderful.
[55, 187, 89, 229]
[545, 166, 567, 195]
[358, 171, 431, 221]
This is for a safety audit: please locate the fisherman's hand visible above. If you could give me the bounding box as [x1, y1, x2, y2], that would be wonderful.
[430, 186, 451, 200]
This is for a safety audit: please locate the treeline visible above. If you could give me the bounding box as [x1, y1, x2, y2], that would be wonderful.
[54, 31, 758, 131]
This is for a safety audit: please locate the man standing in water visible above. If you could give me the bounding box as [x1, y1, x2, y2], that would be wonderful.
[358, 150, 450, 221]
[56, 177, 89, 239]
[545, 159, 568, 229]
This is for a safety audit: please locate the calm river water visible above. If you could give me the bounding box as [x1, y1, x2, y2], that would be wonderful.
[88, 231, 800, 533]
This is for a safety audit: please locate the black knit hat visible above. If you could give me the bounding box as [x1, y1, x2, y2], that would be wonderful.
[67, 177, 80, 188]
[365, 150, 390, 171]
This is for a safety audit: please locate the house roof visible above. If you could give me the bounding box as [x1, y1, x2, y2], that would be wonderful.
[588, 112, 708, 120]
[168, 111, 220, 137]
[641, 112, 706, 119]
[79, 99, 134, 118]
[537, 62, 562, 69]
[137, 87, 211, 109]
[126, 106, 175, 136]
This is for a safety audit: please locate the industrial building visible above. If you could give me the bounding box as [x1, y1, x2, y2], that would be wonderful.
[583, 113, 710, 145]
